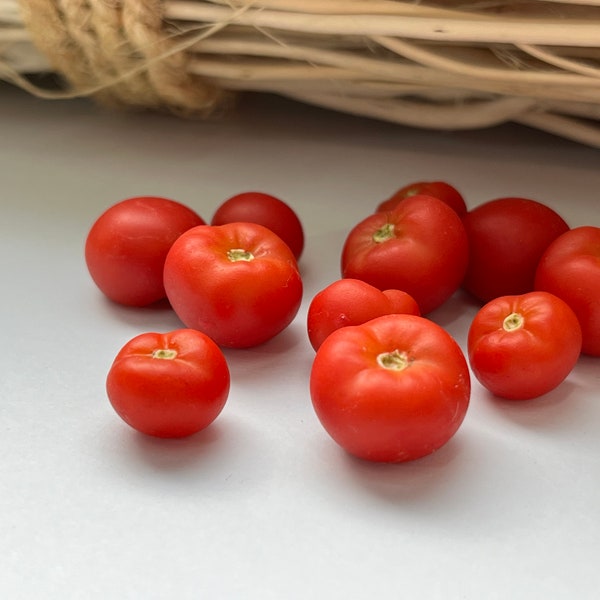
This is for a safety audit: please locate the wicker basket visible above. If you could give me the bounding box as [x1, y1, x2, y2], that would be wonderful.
[2, 1, 600, 147]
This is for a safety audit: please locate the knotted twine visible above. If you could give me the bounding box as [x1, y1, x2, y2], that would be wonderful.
[17, 0, 227, 114]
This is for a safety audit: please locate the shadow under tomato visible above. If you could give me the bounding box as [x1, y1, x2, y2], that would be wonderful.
[97, 294, 184, 331]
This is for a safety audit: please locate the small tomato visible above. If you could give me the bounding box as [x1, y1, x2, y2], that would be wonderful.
[377, 181, 467, 216]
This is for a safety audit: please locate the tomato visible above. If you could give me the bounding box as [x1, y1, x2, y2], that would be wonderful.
[534, 226, 600, 356]
[163, 222, 303, 348]
[211, 191, 305, 260]
[462, 197, 569, 303]
[85, 196, 205, 306]
[307, 278, 420, 351]
[467, 291, 582, 400]
[341, 195, 469, 314]
[377, 181, 467, 216]
[106, 329, 230, 438]
[310, 314, 470, 463]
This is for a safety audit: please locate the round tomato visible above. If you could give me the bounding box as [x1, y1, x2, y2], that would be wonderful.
[106, 329, 230, 438]
[307, 278, 420, 351]
[535, 226, 600, 356]
[310, 314, 470, 463]
[163, 222, 303, 348]
[462, 197, 569, 303]
[85, 196, 205, 306]
[341, 195, 469, 314]
[211, 191, 305, 260]
[377, 180, 467, 216]
[467, 291, 582, 400]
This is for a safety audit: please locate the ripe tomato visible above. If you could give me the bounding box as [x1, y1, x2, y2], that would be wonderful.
[163, 222, 303, 348]
[341, 195, 469, 314]
[310, 314, 470, 463]
[535, 226, 600, 356]
[462, 197, 569, 303]
[211, 191, 305, 260]
[85, 196, 205, 306]
[307, 278, 420, 351]
[106, 329, 230, 438]
[377, 180, 467, 216]
[467, 291, 582, 400]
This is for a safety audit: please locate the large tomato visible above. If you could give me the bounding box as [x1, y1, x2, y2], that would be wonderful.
[85, 196, 205, 306]
[467, 291, 582, 399]
[535, 226, 600, 356]
[377, 180, 467, 217]
[306, 278, 420, 351]
[106, 329, 230, 438]
[310, 314, 471, 463]
[341, 195, 469, 314]
[163, 222, 303, 348]
[462, 197, 569, 303]
[211, 191, 305, 260]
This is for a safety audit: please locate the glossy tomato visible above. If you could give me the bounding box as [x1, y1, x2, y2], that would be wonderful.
[106, 329, 230, 438]
[310, 314, 470, 462]
[377, 180, 467, 216]
[462, 197, 569, 303]
[468, 291, 582, 400]
[535, 226, 600, 356]
[307, 278, 420, 351]
[85, 196, 205, 306]
[341, 195, 469, 314]
[164, 222, 303, 348]
[211, 191, 305, 260]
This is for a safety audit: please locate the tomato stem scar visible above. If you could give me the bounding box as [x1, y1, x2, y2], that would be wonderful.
[227, 248, 254, 262]
[373, 223, 395, 243]
[503, 312, 524, 331]
[152, 348, 178, 360]
[377, 349, 410, 371]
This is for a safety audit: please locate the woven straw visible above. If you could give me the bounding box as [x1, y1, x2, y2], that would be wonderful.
[2, 1, 600, 146]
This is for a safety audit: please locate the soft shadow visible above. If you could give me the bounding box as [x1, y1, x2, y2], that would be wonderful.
[98, 295, 184, 331]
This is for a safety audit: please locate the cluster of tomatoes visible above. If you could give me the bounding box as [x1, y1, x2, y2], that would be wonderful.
[84, 183, 599, 464]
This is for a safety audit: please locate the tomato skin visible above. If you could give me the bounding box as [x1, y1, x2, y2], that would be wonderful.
[377, 181, 467, 217]
[462, 197, 569, 303]
[310, 314, 470, 463]
[211, 191, 305, 260]
[341, 195, 469, 314]
[534, 226, 600, 356]
[85, 196, 205, 306]
[307, 278, 420, 351]
[163, 222, 303, 348]
[467, 291, 582, 400]
[106, 329, 230, 438]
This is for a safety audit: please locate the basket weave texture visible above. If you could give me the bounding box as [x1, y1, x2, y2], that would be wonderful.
[2, 0, 600, 146]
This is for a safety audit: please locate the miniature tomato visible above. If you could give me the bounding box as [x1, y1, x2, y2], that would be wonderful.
[163, 222, 303, 348]
[306, 278, 420, 351]
[377, 181, 467, 217]
[341, 195, 469, 314]
[467, 291, 582, 400]
[85, 196, 205, 306]
[462, 197, 569, 303]
[211, 191, 305, 260]
[535, 226, 600, 356]
[106, 329, 230, 438]
[310, 314, 470, 463]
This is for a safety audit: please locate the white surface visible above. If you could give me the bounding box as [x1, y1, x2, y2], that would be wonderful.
[1, 84, 599, 600]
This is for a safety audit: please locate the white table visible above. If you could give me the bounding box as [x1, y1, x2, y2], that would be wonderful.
[2, 83, 599, 599]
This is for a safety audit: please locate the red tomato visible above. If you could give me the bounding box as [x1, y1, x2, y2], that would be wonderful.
[211, 191, 305, 260]
[377, 181, 467, 217]
[310, 314, 470, 463]
[306, 278, 420, 351]
[106, 329, 230, 438]
[462, 197, 569, 303]
[85, 196, 205, 306]
[535, 226, 600, 356]
[163, 222, 303, 348]
[467, 291, 582, 400]
[341, 195, 469, 314]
